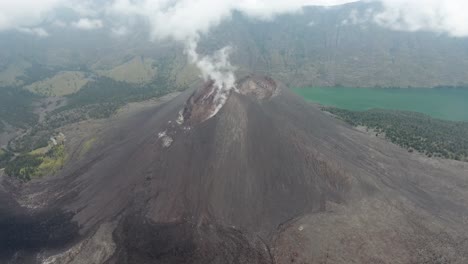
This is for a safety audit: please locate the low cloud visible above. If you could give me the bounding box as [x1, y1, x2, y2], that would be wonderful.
[52, 20, 67, 28]
[186, 40, 236, 91]
[111, 26, 128, 36]
[108, 0, 357, 42]
[16, 27, 49, 37]
[342, 8, 374, 25]
[373, 0, 468, 37]
[72, 18, 104, 30]
[0, 0, 101, 34]
[1, 1, 468, 38]
[0, 0, 62, 31]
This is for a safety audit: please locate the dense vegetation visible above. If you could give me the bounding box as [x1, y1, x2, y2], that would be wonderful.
[4, 72, 179, 179]
[0, 87, 38, 133]
[43, 76, 176, 128]
[9, 128, 51, 153]
[4, 144, 65, 181]
[64, 76, 171, 110]
[325, 107, 468, 161]
[17, 63, 59, 86]
[0, 148, 14, 168]
[4, 154, 42, 181]
[294, 87, 468, 121]
[9, 72, 180, 153]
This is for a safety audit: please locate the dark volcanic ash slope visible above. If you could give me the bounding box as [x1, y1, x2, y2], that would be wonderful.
[1, 76, 468, 264]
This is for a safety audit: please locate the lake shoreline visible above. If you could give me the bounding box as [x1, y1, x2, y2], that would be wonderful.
[293, 87, 468, 121]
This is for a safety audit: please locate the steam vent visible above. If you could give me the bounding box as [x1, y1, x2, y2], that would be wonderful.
[182, 75, 278, 126]
[1, 75, 468, 263]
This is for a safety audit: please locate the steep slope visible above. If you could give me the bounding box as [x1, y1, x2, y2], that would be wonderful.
[1, 76, 468, 264]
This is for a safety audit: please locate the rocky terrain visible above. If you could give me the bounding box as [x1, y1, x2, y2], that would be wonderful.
[1, 76, 468, 264]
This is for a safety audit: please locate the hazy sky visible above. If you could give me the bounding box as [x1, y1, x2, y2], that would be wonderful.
[0, 0, 467, 39]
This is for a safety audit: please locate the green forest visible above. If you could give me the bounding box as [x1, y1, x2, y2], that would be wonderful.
[0, 87, 38, 133]
[325, 107, 468, 161]
[0, 148, 14, 168]
[3, 73, 179, 180]
[6, 71, 180, 153]
[4, 144, 66, 181]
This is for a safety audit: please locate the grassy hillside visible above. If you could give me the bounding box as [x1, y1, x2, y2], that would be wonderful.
[0, 60, 31, 87]
[6, 62, 183, 153]
[25, 71, 89, 96]
[97, 56, 157, 84]
[0, 87, 38, 133]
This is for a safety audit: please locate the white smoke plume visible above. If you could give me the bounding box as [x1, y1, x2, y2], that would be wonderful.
[107, 0, 358, 97]
[185, 39, 236, 118]
[107, 0, 356, 94]
[185, 39, 236, 92]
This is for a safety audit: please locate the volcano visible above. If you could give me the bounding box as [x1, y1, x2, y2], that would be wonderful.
[1, 75, 468, 264]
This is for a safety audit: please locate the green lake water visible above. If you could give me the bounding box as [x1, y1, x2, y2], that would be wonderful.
[293, 87, 468, 121]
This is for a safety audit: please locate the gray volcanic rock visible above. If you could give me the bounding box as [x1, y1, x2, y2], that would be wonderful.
[1, 76, 468, 264]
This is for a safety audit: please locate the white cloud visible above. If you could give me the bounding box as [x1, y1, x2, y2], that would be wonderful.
[0, 0, 64, 31]
[373, 0, 468, 37]
[52, 20, 67, 28]
[1, 0, 467, 38]
[72, 18, 104, 30]
[16, 27, 49, 37]
[108, 0, 357, 42]
[111, 26, 128, 36]
[342, 8, 374, 25]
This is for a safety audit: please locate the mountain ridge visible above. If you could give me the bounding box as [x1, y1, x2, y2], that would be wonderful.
[1, 2, 468, 89]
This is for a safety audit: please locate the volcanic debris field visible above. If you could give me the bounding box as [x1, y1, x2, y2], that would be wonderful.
[0, 76, 468, 264]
